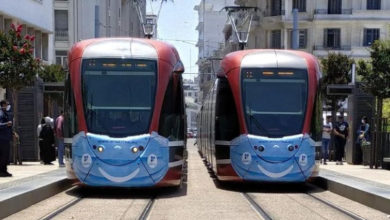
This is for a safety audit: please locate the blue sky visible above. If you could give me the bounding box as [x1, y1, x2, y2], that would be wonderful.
[147, 0, 199, 79]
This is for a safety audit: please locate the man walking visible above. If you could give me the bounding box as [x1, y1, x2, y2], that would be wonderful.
[55, 111, 65, 167]
[333, 114, 349, 165]
[0, 100, 13, 177]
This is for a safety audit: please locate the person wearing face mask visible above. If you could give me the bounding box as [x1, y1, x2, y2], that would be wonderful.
[357, 116, 370, 164]
[0, 100, 13, 177]
[333, 114, 349, 165]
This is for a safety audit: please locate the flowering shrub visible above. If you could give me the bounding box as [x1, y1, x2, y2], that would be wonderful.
[0, 24, 41, 90]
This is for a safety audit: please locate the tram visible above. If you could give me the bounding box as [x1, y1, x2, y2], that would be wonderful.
[197, 49, 322, 182]
[64, 38, 186, 187]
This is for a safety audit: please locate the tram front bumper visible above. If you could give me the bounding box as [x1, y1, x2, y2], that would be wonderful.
[230, 134, 316, 182]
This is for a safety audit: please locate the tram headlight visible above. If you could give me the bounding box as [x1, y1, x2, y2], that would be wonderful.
[97, 146, 104, 153]
[131, 147, 139, 153]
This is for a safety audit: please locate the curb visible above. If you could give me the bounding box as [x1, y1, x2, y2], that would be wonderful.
[313, 174, 390, 214]
[0, 171, 73, 219]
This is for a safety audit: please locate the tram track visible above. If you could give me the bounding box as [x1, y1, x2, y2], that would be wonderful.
[39, 196, 83, 220]
[137, 197, 156, 220]
[35, 186, 157, 220]
[306, 192, 367, 220]
[242, 193, 273, 220]
[242, 185, 369, 220]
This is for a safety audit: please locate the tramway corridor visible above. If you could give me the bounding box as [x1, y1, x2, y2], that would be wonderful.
[5, 140, 388, 220]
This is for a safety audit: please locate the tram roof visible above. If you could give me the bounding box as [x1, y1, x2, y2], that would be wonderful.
[68, 38, 181, 68]
[217, 49, 321, 80]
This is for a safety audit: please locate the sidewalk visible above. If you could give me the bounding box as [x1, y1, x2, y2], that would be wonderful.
[0, 161, 62, 189]
[319, 161, 390, 186]
[317, 161, 390, 214]
[0, 161, 71, 219]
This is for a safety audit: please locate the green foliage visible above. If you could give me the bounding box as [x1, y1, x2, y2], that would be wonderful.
[384, 99, 390, 119]
[39, 64, 66, 82]
[320, 53, 353, 94]
[320, 53, 354, 109]
[357, 40, 390, 99]
[0, 24, 41, 90]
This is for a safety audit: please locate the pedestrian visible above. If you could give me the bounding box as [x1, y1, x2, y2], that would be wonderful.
[322, 116, 332, 165]
[357, 116, 370, 163]
[333, 114, 349, 165]
[37, 118, 45, 162]
[39, 118, 56, 165]
[0, 100, 13, 177]
[55, 111, 65, 167]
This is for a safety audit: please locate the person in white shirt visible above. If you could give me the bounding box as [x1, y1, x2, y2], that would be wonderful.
[322, 116, 332, 165]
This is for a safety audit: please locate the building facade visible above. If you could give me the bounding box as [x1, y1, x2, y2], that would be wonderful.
[194, 0, 235, 101]
[184, 77, 201, 132]
[54, 0, 145, 68]
[230, 0, 390, 58]
[0, 0, 54, 99]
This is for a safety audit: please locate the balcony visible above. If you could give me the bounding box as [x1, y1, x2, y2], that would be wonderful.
[264, 10, 286, 17]
[314, 9, 353, 15]
[55, 30, 68, 41]
[313, 45, 352, 51]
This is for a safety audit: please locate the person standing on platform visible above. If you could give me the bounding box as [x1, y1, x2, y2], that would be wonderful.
[322, 116, 332, 165]
[0, 100, 13, 177]
[357, 116, 370, 163]
[37, 118, 45, 163]
[39, 118, 56, 165]
[55, 111, 65, 167]
[333, 114, 349, 165]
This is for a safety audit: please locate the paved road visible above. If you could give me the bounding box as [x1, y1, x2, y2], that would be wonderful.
[6, 139, 389, 219]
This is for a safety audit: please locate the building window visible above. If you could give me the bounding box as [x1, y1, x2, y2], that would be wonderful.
[290, 29, 307, 49]
[328, 0, 342, 14]
[293, 0, 306, 12]
[56, 51, 68, 69]
[55, 10, 68, 41]
[271, 0, 282, 16]
[95, 5, 100, 38]
[34, 31, 42, 59]
[324, 28, 341, 49]
[0, 15, 4, 31]
[271, 30, 282, 49]
[367, 0, 381, 10]
[42, 33, 48, 61]
[364, 29, 380, 46]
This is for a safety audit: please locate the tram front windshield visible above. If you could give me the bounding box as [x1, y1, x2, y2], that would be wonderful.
[82, 59, 157, 137]
[241, 68, 308, 138]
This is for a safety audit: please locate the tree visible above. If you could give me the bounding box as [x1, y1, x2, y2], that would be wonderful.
[357, 40, 390, 167]
[320, 53, 354, 123]
[0, 24, 41, 132]
[39, 64, 66, 82]
[39, 64, 66, 116]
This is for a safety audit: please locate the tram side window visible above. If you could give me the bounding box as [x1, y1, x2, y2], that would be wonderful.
[159, 75, 185, 141]
[64, 76, 78, 137]
[311, 89, 322, 142]
[215, 78, 240, 141]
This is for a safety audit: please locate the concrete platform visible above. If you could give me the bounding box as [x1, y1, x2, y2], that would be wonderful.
[0, 162, 72, 219]
[316, 162, 390, 214]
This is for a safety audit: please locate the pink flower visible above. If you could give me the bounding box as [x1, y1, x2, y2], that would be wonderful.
[10, 23, 16, 30]
[30, 35, 35, 41]
[29, 49, 33, 53]
[24, 35, 30, 40]
[19, 48, 25, 54]
[12, 46, 18, 51]
[16, 25, 23, 33]
[23, 43, 28, 48]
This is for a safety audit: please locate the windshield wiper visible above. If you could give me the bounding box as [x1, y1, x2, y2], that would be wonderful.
[248, 108, 270, 137]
